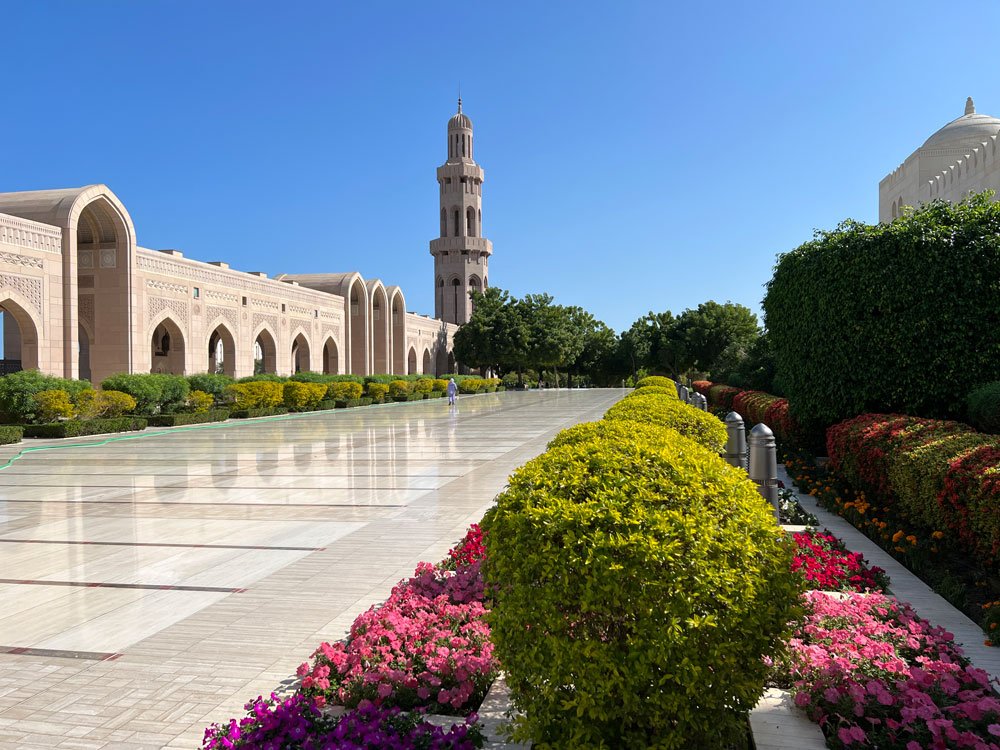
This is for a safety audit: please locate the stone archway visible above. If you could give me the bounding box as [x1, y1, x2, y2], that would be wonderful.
[78, 323, 93, 382]
[348, 278, 367, 375]
[422, 348, 432, 375]
[407, 347, 417, 375]
[150, 317, 185, 374]
[254, 328, 277, 374]
[208, 323, 236, 377]
[0, 298, 40, 374]
[370, 284, 389, 375]
[291, 331, 310, 373]
[389, 288, 406, 375]
[322, 338, 339, 375]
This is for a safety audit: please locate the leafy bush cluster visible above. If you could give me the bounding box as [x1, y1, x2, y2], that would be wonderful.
[483, 401, 799, 747]
[826, 413, 1000, 566]
[967, 381, 1000, 434]
[0, 426, 23, 444]
[0, 370, 92, 423]
[24, 417, 147, 439]
[697, 379, 809, 450]
[764, 194, 1000, 427]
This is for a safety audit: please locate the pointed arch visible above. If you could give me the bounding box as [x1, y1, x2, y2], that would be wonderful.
[253, 325, 278, 375]
[322, 337, 339, 375]
[407, 347, 417, 375]
[207, 320, 237, 377]
[291, 329, 311, 373]
[0, 293, 42, 373]
[367, 280, 389, 375]
[346, 275, 368, 375]
[422, 348, 432, 375]
[388, 286, 406, 375]
[149, 314, 186, 374]
[466, 206, 476, 237]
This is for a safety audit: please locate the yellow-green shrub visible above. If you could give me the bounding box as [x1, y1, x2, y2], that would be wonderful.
[604, 393, 727, 452]
[366, 382, 389, 402]
[33, 389, 74, 422]
[75, 389, 137, 419]
[413, 378, 434, 394]
[635, 375, 676, 392]
[225, 381, 284, 410]
[458, 378, 483, 394]
[432, 379, 449, 393]
[483, 431, 800, 748]
[187, 390, 214, 414]
[388, 380, 412, 399]
[548, 419, 684, 452]
[283, 382, 327, 411]
[626, 385, 676, 399]
[328, 381, 363, 401]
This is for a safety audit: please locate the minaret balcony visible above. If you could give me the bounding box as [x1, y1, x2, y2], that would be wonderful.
[429, 236, 492, 256]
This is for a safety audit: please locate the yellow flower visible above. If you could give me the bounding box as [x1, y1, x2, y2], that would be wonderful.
[932, 531, 944, 540]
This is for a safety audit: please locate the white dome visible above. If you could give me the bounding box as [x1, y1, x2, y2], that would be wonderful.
[922, 98, 1000, 151]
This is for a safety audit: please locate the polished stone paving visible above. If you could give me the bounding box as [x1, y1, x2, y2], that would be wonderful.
[0, 389, 622, 749]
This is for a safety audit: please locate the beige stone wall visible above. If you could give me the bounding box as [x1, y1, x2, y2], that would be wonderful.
[0, 185, 457, 383]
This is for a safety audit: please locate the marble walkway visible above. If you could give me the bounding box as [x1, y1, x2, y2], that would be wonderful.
[0, 388, 623, 749]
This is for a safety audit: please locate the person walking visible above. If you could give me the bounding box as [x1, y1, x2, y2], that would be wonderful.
[447, 377, 458, 405]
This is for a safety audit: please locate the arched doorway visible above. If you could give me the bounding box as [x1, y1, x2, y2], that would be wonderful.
[370, 284, 389, 374]
[389, 288, 406, 375]
[322, 338, 339, 375]
[208, 324, 236, 376]
[291, 332, 310, 373]
[422, 349, 432, 375]
[150, 317, 185, 374]
[254, 328, 277, 374]
[348, 278, 367, 375]
[407, 347, 417, 375]
[448, 351, 456, 374]
[0, 299, 40, 374]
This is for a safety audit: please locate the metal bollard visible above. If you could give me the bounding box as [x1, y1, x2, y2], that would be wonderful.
[678, 384, 689, 403]
[748, 423, 780, 519]
[674, 380, 683, 399]
[697, 393, 708, 411]
[723, 412, 746, 469]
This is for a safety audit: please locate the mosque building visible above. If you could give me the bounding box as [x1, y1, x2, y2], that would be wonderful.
[0, 101, 489, 383]
[880, 97, 1000, 222]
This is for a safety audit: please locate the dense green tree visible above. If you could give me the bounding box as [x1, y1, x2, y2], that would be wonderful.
[453, 287, 528, 374]
[565, 308, 618, 386]
[522, 295, 585, 385]
[673, 301, 759, 376]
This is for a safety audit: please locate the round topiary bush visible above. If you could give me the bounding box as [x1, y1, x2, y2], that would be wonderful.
[548, 419, 683, 452]
[604, 393, 727, 452]
[483, 433, 800, 748]
[634, 375, 676, 391]
[968, 381, 1000, 434]
[626, 385, 677, 399]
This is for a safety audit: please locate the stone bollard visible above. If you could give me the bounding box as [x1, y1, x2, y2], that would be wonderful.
[678, 384, 689, 403]
[674, 380, 683, 399]
[724, 412, 746, 469]
[748, 423, 780, 520]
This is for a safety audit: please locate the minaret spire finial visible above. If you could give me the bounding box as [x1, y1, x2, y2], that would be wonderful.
[458, 85, 462, 114]
[966, 96, 976, 116]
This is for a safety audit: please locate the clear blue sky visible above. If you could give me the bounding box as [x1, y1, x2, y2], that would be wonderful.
[3, 1, 998, 332]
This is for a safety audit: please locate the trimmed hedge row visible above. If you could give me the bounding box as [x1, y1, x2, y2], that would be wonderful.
[968, 381, 1000, 434]
[484, 392, 799, 747]
[697, 379, 806, 449]
[146, 410, 230, 427]
[827, 413, 1000, 566]
[24, 417, 148, 439]
[229, 407, 290, 419]
[0, 426, 23, 445]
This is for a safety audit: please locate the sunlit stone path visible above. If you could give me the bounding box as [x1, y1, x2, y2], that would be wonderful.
[0, 389, 622, 749]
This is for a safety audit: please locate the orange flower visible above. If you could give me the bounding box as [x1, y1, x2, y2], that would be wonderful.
[892, 531, 905, 543]
[906, 535, 918, 546]
[932, 531, 944, 540]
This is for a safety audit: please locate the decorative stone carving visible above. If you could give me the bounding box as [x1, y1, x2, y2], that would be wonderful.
[0, 214, 62, 254]
[252, 298, 280, 311]
[0, 251, 44, 270]
[205, 289, 238, 303]
[207, 305, 239, 331]
[146, 279, 188, 295]
[147, 296, 188, 325]
[99, 249, 117, 268]
[79, 250, 94, 269]
[79, 295, 95, 328]
[0, 273, 43, 314]
[289, 304, 312, 318]
[252, 313, 278, 333]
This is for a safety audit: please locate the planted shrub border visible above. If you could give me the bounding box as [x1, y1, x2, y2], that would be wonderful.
[229, 407, 290, 419]
[146, 409, 230, 427]
[0, 426, 23, 445]
[24, 417, 148, 439]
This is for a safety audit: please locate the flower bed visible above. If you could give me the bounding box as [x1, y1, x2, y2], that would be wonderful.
[790, 530, 889, 593]
[778, 591, 1000, 750]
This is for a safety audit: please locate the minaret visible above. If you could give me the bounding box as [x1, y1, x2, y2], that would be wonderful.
[430, 98, 492, 324]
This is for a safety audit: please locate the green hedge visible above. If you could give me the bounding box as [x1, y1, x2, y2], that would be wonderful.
[100, 373, 189, 415]
[146, 410, 230, 427]
[24, 417, 147, 439]
[335, 398, 372, 408]
[229, 407, 290, 419]
[603, 392, 727, 452]
[968, 381, 1000, 434]
[764, 194, 1000, 426]
[0, 426, 23, 445]
[483, 418, 799, 747]
[0, 370, 91, 423]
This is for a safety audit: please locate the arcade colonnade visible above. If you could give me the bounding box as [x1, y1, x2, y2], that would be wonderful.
[0, 185, 457, 384]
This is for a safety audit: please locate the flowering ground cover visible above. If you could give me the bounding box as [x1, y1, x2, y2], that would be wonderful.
[776, 591, 1000, 750]
[790, 530, 889, 593]
[202, 525, 493, 749]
